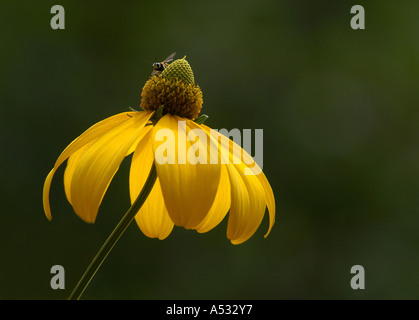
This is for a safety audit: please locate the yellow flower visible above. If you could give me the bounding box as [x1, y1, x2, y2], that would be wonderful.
[43, 57, 275, 245]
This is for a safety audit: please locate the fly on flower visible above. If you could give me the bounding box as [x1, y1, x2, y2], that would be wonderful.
[43, 56, 275, 245]
[151, 52, 176, 76]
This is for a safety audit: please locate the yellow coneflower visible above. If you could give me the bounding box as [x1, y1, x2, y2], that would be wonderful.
[44, 56, 275, 244]
[43, 57, 275, 298]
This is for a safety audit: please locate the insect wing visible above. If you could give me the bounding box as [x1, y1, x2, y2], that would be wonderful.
[162, 52, 176, 64]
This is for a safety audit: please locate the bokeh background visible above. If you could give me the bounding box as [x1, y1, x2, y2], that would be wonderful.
[1, 0, 418, 300]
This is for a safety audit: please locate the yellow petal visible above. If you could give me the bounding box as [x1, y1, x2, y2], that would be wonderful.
[64, 142, 93, 206]
[226, 162, 266, 245]
[202, 125, 276, 239]
[43, 169, 55, 221]
[195, 164, 231, 233]
[57, 112, 138, 170]
[126, 122, 152, 156]
[129, 129, 154, 204]
[228, 132, 275, 238]
[234, 138, 275, 238]
[43, 111, 137, 220]
[69, 111, 153, 223]
[130, 129, 174, 239]
[135, 178, 174, 240]
[255, 169, 275, 238]
[152, 115, 221, 229]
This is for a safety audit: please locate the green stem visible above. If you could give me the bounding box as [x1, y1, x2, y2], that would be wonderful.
[68, 162, 158, 300]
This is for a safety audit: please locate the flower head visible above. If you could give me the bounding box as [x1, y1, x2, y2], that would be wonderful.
[43, 57, 275, 244]
[140, 67, 202, 120]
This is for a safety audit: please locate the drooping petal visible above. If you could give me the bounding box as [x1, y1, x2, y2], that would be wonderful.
[195, 164, 230, 233]
[152, 115, 221, 229]
[43, 169, 56, 221]
[126, 122, 152, 156]
[129, 129, 154, 204]
[202, 125, 276, 239]
[69, 111, 153, 223]
[43, 111, 137, 220]
[254, 168, 275, 238]
[130, 129, 174, 240]
[230, 133, 275, 238]
[226, 162, 266, 245]
[64, 142, 94, 206]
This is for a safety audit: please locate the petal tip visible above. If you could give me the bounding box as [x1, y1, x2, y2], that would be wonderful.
[230, 238, 246, 245]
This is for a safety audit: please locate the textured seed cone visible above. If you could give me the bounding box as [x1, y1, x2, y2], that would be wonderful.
[140, 58, 203, 120]
[162, 57, 195, 84]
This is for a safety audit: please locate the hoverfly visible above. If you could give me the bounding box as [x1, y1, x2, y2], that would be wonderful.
[151, 52, 176, 76]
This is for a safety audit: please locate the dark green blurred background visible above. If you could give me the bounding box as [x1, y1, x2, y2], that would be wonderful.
[1, 0, 418, 300]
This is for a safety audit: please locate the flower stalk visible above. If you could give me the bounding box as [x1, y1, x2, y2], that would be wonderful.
[68, 162, 158, 300]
